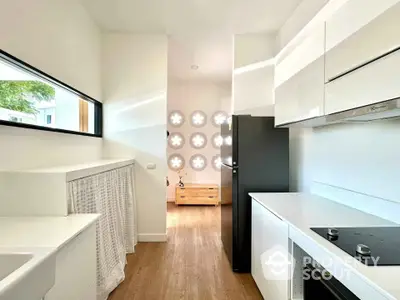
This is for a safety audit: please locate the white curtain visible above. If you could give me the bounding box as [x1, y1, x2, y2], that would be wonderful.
[68, 164, 137, 300]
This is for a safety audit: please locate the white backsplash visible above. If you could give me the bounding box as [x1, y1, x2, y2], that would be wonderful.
[290, 118, 400, 223]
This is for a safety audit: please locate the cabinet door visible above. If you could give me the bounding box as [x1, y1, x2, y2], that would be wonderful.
[326, 0, 400, 81]
[275, 25, 325, 126]
[326, 48, 400, 114]
[251, 199, 289, 300]
[45, 225, 97, 300]
[275, 56, 325, 125]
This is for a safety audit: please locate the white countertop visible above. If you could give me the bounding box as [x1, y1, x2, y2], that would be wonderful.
[0, 214, 99, 249]
[250, 192, 400, 300]
[7, 158, 135, 182]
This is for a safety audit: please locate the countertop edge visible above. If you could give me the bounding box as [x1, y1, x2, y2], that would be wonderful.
[53, 214, 100, 252]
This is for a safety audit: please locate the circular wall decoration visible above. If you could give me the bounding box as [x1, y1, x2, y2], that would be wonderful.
[227, 116, 232, 127]
[168, 132, 185, 150]
[212, 111, 228, 127]
[211, 132, 224, 149]
[168, 111, 185, 127]
[190, 132, 207, 149]
[190, 110, 207, 127]
[168, 154, 185, 171]
[224, 156, 233, 166]
[224, 135, 232, 146]
[190, 154, 207, 171]
[212, 155, 222, 171]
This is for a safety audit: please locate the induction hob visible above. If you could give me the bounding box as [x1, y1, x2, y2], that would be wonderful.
[311, 227, 400, 266]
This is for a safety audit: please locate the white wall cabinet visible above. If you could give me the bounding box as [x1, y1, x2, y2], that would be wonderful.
[325, 0, 400, 82]
[45, 224, 97, 300]
[275, 56, 325, 125]
[251, 199, 289, 300]
[325, 0, 400, 114]
[274, 24, 325, 126]
[325, 49, 400, 114]
[274, 0, 400, 126]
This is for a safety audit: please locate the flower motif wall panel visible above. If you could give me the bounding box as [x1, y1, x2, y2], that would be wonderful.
[167, 112, 227, 173]
[168, 154, 185, 171]
[190, 110, 207, 128]
[167, 80, 232, 200]
[168, 132, 185, 150]
[190, 132, 207, 149]
[168, 110, 185, 127]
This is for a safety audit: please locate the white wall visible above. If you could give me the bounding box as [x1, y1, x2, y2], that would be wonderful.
[234, 33, 276, 68]
[0, 0, 101, 99]
[0, 126, 102, 170]
[311, 120, 400, 203]
[288, 128, 313, 192]
[102, 33, 168, 242]
[233, 67, 275, 116]
[288, 119, 400, 223]
[167, 79, 231, 200]
[233, 34, 276, 116]
[0, 0, 103, 170]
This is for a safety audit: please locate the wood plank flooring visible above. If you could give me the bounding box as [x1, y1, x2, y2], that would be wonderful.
[108, 203, 262, 300]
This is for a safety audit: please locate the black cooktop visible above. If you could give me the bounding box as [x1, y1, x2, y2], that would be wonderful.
[311, 227, 400, 266]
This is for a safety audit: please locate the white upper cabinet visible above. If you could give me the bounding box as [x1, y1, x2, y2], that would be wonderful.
[274, 24, 325, 126]
[325, 48, 400, 114]
[325, 0, 400, 114]
[325, 0, 400, 82]
[275, 0, 400, 126]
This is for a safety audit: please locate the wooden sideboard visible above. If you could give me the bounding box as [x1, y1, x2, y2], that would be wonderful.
[175, 184, 219, 206]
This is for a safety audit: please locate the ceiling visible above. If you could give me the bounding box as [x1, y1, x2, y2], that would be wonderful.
[167, 34, 233, 82]
[81, 0, 303, 81]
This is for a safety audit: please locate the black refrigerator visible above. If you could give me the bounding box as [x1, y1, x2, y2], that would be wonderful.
[220, 115, 289, 273]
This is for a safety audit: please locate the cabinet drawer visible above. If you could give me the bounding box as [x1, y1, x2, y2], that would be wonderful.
[176, 195, 219, 205]
[176, 187, 218, 195]
[326, 0, 400, 81]
[177, 189, 218, 197]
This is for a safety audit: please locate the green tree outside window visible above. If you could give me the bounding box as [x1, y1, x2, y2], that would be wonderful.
[0, 80, 55, 114]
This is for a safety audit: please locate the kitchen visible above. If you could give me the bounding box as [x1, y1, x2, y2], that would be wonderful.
[0, 0, 399, 299]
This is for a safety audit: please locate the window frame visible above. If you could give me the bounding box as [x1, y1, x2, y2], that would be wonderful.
[0, 49, 103, 138]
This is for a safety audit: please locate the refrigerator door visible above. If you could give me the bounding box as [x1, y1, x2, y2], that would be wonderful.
[236, 116, 289, 192]
[221, 115, 289, 273]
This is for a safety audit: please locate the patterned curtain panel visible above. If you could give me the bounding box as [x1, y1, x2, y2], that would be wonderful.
[68, 164, 137, 300]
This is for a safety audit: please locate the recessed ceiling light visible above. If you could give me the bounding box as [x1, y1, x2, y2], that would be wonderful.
[191, 65, 199, 70]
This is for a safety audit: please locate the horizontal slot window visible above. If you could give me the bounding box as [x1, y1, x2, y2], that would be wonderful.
[0, 50, 102, 137]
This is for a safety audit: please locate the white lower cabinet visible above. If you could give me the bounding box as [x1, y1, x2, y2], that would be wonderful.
[251, 199, 290, 300]
[44, 224, 97, 300]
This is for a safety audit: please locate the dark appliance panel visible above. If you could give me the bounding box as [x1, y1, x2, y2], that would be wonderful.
[304, 264, 360, 300]
[311, 227, 400, 266]
[221, 115, 289, 272]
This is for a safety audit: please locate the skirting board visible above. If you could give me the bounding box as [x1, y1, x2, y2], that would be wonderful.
[138, 233, 167, 242]
[167, 198, 175, 203]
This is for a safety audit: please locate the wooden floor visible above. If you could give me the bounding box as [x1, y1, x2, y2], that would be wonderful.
[109, 203, 262, 300]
